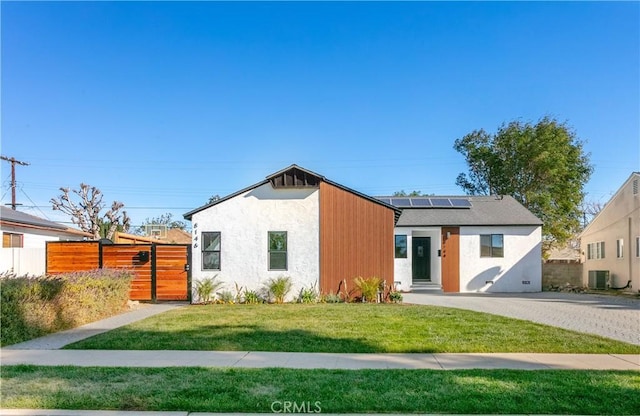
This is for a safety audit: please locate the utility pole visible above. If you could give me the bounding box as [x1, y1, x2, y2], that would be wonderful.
[1, 155, 30, 210]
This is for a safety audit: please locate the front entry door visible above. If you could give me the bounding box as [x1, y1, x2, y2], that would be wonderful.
[412, 237, 431, 282]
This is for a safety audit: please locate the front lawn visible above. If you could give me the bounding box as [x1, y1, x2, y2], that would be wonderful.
[2, 366, 638, 414]
[66, 303, 640, 353]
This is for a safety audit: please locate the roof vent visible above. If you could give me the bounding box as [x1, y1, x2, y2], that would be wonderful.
[633, 179, 638, 195]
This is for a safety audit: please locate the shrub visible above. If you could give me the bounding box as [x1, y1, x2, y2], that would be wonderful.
[321, 293, 342, 303]
[0, 269, 133, 346]
[354, 276, 382, 302]
[299, 284, 318, 303]
[388, 291, 403, 303]
[265, 276, 293, 304]
[194, 275, 224, 303]
[218, 290, 235, 304]
[243, 289, 261, 305]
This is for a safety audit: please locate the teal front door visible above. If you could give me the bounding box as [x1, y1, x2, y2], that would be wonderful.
[412, 237, 431, 282]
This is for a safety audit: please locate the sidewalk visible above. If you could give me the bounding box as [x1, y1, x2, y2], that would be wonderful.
[2, 349, 639, 370]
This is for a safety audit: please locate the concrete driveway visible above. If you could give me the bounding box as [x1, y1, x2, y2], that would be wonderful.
[403, 291, 640, 345]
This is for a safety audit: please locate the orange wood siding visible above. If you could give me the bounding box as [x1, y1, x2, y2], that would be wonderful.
[155, 245, 189, 301]
[319, 181, 395, 295]
[102, 245, 153, 301]
[441, 227, 460, 293]
[46, 241, 100, 274]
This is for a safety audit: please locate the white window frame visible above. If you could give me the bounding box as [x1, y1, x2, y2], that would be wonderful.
[587, 241, 605, 260]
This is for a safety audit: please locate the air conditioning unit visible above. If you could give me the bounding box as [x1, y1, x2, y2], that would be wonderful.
[588, 270, 609, 290]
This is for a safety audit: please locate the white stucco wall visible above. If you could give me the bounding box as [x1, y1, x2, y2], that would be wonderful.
[459, 226, 542, 292]
[190, 183, 320, 302]
[580, 174, 639, 289]
[394, 227, 442, 291]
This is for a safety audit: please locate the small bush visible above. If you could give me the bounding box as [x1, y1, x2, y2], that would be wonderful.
[354, 276, 382, 302]
[194, 275, 224, 303]
[299, 284, 318, 303]
[389, 291, 403, 303]
[265, 276, 293, 304]
[0, 269, 133, 346]
[218, 290, 235, 304]
[321, 293, 342, 303]
[243, 289, 261, 304]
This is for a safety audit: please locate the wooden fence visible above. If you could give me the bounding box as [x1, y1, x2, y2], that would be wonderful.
[46, 241, 191, 302]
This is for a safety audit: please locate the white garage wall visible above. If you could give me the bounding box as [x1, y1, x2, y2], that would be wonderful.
[191, 183, 320, 302]
[459, 225, 542, 292]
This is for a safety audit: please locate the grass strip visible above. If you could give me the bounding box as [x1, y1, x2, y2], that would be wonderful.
[66, 304, 640, 353]
[2, 365, 639, 414]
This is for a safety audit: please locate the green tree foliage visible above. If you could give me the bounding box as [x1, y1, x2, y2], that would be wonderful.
[393, 190, 425, 197]
[454, 117, 592, 252]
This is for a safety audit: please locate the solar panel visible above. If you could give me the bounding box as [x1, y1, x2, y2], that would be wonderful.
[450, 199, 472, 207]
[378, 198, 392, 205]
[391, 198, 412, 207]
[410, 198, 432, 207]
[429, 198, 453, 207]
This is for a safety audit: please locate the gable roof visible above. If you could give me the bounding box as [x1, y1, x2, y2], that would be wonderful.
[0, 206, 93, 237]
[579, 171, 640, 237]
[184, 164, 401, 221]
[390, 195, 543, 227]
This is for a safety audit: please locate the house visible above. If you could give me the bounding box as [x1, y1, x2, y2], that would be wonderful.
[184, 164, 543, 300]
[580, 172, 639, 291]
[113, 228, 191, 244]
[383, 195, 542, 292]
[0, 206, 92, 275]
[184, 165, 398, 300]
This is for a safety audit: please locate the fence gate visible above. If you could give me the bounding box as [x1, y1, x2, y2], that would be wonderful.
[46, 241, 191, 302]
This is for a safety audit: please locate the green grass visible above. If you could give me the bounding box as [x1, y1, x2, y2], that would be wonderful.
[66, 303, 640, 353]
[2, 366, 639, 414]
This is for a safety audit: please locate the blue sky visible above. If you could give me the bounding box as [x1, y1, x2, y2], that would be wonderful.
[2, 1, 638, 228]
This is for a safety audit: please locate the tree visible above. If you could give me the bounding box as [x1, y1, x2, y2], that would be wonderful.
[51, 183, 130, 240]
[208, 194, 221, 204]
[581, 200, 604, 229]
[393, 190, 424, 197]
[454, 117, 593, 252]
[135, 213, 188, 235]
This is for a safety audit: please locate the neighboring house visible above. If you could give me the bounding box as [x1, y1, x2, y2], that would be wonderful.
[0, 206, 92, 275]
[580, 172, 640, 291]
[384, 195, 542, 292]
[113, 229, 191, 244]
[184, 164, 543, 300]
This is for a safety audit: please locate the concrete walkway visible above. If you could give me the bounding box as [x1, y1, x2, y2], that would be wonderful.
[404, 291, 640, 345]
[1, 349, 639, 370]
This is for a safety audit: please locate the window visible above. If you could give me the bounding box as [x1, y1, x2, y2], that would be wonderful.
[395, 235, 407, 258]
[202, 232, 221, 270]
[480, 234, 504, 257]
[636, 237, 640, 258]
[268, 231, 287, 270]
[616, 239, 624, 258]
[587, 241, 605, 260]
[2, 232, 23, 248]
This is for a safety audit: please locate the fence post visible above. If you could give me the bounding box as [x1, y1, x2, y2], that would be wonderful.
[151, 244, 157, 303]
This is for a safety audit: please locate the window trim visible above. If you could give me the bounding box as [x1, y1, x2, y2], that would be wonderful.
[201, 231, 221, 271]
[268, 231, 288, 271]
[587, 241, 605, 260]
[480, 234, 504, 258]
[394, 235, 408, 258]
